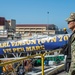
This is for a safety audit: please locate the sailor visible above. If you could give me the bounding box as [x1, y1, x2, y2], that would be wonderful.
[63, 28, 68, 34]
[65, 13, 75, 75]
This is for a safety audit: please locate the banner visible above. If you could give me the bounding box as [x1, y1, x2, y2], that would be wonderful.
[0, 34, 70, 55]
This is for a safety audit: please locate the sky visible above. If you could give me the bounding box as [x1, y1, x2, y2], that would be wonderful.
[0, 0, 75, 29]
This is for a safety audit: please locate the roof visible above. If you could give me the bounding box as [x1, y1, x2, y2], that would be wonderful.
[16, 24, 55, 27]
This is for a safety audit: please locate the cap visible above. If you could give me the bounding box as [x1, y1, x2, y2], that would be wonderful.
[66, 13, 75, 22]
[63, 28, 66, 31]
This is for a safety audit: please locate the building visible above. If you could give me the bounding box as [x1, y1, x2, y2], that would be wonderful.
[16, 24, 58, 37]
[0, 17, 59, 40]
[5, 19, 16, 39]
[0, 17, 5, 30]
[0, 17, 16, 40]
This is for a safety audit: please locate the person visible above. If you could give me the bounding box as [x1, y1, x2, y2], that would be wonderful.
[0, 60, 4, 75]
[64, 13, 75, 75]
[63, 28, 68, 34]
[17, 64, 25, 75]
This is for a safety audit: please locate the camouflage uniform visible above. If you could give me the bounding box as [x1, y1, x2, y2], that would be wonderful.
[65, 12, 75, 75]
[67, 33, 75, 75]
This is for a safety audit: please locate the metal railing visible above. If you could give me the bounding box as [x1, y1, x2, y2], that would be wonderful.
[0, 49, 64, 75]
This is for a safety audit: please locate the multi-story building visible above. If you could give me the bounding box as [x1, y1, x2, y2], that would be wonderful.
[0, 17, 16, 40]
[0, 17, 5, 30]
[5, 19, 16, 38]
[0, 17, 59, 40]
[16, 24, 58, 37]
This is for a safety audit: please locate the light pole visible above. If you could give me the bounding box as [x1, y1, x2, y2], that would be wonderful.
[47, 11, 49, 35]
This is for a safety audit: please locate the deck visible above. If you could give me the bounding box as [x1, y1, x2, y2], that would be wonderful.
[57, 71, 67, 75]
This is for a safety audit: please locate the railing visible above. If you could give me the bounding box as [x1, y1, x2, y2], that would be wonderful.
[0, 49, 64, 75]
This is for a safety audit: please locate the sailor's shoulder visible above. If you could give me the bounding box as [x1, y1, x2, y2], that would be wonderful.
[74, 33, 75, 37]
[72, 33, 75, 38]
[71, 33, 75, 43]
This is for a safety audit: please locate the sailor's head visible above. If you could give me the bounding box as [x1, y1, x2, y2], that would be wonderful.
[66, 13, 75, 22]
[66, 13, 75, 30]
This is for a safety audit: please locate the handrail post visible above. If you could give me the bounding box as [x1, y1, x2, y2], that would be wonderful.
[41, 54, 44, 75]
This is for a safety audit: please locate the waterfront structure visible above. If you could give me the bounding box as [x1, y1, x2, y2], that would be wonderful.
[16, 24, 59, 37]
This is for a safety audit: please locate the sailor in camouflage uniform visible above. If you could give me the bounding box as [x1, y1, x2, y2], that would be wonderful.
[66, 13, 75, 75]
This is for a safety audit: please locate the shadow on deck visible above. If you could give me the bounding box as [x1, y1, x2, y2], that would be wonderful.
[57, 71, 67, 75]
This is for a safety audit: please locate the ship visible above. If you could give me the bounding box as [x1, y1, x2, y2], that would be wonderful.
[0, 33, 70, 75]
